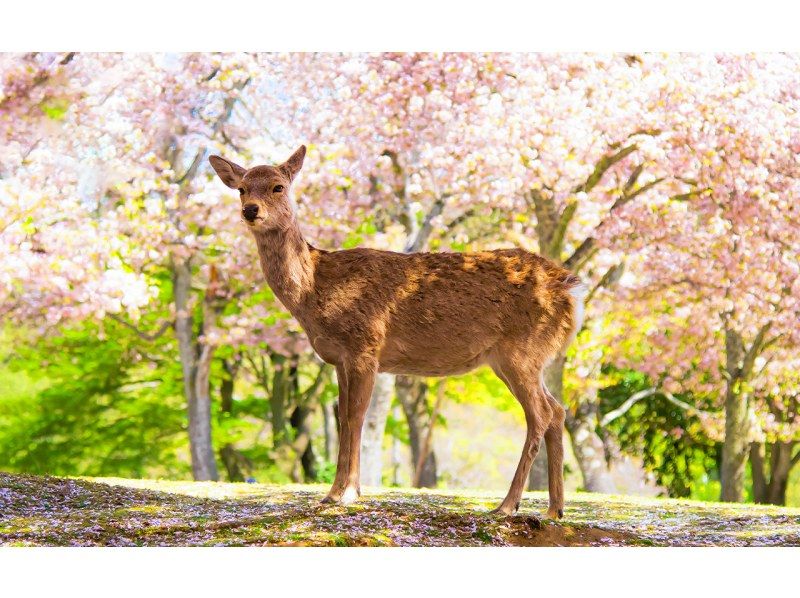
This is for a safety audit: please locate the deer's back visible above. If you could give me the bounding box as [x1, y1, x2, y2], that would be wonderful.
[301, 247, 577, 375]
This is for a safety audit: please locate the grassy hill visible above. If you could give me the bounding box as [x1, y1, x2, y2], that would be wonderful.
[1, 472, 799, 546]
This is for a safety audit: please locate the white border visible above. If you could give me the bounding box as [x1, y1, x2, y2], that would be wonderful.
[1, 0, 799, 51]
[1, 547, 798, 596]
[2, 0, 799, 591]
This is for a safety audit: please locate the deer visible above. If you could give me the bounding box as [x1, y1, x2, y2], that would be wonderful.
[209, 146, 586, 519]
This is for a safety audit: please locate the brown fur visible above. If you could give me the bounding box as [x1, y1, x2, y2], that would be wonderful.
[209, 147, 586, 518]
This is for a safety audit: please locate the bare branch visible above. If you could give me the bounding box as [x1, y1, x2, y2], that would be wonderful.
[550, 200, 578, 257]
[601, 387, 716, 426]
[585, 262, 625, 305]
[108, 314, 172, 342]
[563, 176, 665, 272]
[175, 77, 252, 187]
[573, 144, 637, 195]
[742, 322, 774, 378]
[600, 388, 660, 426]
[563, 237, 597, 271]
[623, 163, 644, 194]
[405, 195, 450, 253]
[300, 364, 332, 406]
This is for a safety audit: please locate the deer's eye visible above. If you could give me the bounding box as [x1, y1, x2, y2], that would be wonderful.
[273, 185, 284, 193]
[238, 188, 245, 195]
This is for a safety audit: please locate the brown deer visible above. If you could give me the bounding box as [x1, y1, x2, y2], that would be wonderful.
[209, 146, 586, 518]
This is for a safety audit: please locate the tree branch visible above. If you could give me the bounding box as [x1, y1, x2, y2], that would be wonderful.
[108, 314, 172, 342]
[742, 322, 773, 379]
[585, 262, 625, 305]
[600, 388, 659, 426]
[563, 176, 664, 272]
[443, 207, 478, 232]
[563, 237, 597, 271]
[300, 364, 331, 407]
[601, 387, 715, 426]
[405, 195, 449, 253]
[550, 200, 577, 257]
[623, 163, 644, 194]
[573, 144, 638, 195]
[175, 76, 251, 187]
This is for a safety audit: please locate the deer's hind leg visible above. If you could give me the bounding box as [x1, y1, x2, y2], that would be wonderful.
[543, 390, 566, 519]
[489, 353, 554, 516]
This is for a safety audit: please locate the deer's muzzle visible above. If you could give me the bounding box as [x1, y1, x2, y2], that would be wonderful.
[243, 203, 259, 222]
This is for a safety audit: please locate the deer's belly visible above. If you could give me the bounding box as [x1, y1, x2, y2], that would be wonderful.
[377, 339, 493, 377]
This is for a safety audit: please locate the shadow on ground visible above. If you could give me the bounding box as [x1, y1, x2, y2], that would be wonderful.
[1, 473, 799, 546]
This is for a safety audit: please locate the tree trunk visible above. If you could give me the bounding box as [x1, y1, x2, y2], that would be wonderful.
[547, 355, 617, 493]
[766, 442, 793, 505]
[322, 400, 337, 462]
[390, 405, 403, 486]
[528, 444, 549, 491]
[721, 386, 748, 502]
[219, 355, 249, 482]
[412, 381, 445, 488]
[219, 445, 247, 482]
[750, 442, 768, 504]
[269, 353, 292, 449]
[750, 441, 795, 505]
[360, 372, 394, 486]
[721, 330, 748, 502]
[173, 257, 218, 481]
[396, 375, 437, 488]
[290, 404, 317, 481]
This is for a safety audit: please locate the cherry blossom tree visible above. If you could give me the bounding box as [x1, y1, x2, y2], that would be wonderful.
[608, 53, 800, 502]
[487, 53, 696, 492]
[1, 52, 282, 480]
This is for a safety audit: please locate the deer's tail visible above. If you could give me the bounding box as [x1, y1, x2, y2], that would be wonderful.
[558, 273, 587, 354]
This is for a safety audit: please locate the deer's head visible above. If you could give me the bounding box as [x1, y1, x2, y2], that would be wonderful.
[209, 146, 306, 231]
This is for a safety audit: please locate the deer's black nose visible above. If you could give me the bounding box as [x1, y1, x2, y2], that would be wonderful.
[243, 203, 259, 222]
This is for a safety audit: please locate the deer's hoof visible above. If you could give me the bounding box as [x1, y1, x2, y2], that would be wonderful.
[340, 486, 359, 505]
[488, 505, 516, 517]
[320, 490, 346, 504]
[546, 507, 564, 520]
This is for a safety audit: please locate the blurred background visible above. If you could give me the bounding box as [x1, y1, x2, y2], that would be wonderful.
[1, 52, 798, 506]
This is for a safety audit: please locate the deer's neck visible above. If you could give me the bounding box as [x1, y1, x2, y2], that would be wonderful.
[252, 221, 315, 312]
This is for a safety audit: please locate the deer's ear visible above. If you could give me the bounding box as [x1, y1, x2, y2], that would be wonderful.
[209, 155, 246, 189]
[281, 145, 306, 180]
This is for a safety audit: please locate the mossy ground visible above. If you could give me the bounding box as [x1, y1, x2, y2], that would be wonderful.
[1, 472, 799, 546]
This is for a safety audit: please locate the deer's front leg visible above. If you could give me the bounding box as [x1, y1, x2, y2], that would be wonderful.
[322, 364, 351, 504]
[321, 359, 376, 505]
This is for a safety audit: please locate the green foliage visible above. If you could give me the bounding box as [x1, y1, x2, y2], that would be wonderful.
[445, 367, 519, 415]
[341, 216, 377, 249]
[0, 321, 188, 478]
[599, 367, 720, 498]
[315, 460, 337, 484]
[39, 97, 69, 120]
